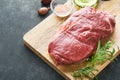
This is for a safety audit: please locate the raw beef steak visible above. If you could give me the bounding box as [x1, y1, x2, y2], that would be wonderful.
[48, 7, 115, 65]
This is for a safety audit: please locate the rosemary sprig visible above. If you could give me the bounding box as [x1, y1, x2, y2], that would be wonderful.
[73, 40, 117, 80]
[88, 41, 115, 66]
[73, 66, 98, 80]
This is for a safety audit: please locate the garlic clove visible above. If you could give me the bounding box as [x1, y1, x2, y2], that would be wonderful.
[38, 7, 49, 15]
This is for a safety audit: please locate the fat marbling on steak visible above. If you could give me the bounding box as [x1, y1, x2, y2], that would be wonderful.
[48, 7, 115, 65]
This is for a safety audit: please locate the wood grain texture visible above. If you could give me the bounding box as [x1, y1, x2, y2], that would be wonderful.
[23, 0, 120, 80]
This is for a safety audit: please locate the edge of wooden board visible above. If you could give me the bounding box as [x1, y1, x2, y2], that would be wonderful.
[23, 14, 71, 80]
[23, 40, 70, 80]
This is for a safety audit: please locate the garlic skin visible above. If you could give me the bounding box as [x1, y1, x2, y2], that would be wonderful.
[38, 7, 49, 15]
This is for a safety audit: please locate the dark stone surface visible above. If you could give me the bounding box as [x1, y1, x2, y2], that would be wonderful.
[0, 0, 120, 80]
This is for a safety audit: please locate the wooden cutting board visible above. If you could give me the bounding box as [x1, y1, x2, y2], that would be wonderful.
[23, 0, 120, 80]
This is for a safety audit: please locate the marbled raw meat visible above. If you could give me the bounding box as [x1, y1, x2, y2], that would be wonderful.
[48, 7, 115, 65]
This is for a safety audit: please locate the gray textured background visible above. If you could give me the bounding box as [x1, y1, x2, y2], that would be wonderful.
[0, 0, 120, 80]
